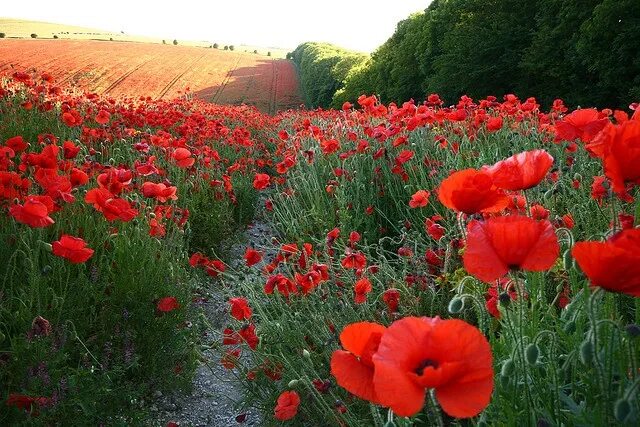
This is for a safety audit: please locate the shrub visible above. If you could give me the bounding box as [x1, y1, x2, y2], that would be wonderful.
[213, 43, 219, 49]
[173, 39, 178, 45]
[224, 45, 229, 50]
[267, 51, 272, 57]
[30, 33, 37, 39]
[253, 49, 258, 54]
[53, 34, 59, 39]
[0, 32, 5, 39]
[229, 45, 235, 51]
[162, 39, 166, 44]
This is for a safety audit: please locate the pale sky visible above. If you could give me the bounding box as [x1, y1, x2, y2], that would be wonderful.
[2, 1, 431, 52]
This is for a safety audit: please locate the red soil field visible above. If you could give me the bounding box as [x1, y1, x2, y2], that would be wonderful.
[0, 39, 304, 113]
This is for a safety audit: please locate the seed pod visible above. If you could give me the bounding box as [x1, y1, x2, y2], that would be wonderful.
[501, 359, 515, 377]
[448, 296, 464, 314]
[579, 340, 594, 365]
[614, 398, 631, 422]
[302, 349, 311, 359]
[525, 343, 540, 365]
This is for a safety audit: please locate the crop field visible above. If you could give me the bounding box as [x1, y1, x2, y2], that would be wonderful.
[0, 39, 303, 113]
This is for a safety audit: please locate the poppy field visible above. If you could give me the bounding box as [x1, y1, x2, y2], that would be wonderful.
[1, 66, 639, 427]
[0, 40, 303, 113]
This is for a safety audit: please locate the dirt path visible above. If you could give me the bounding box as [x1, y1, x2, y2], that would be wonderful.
[150, 208, 276, 427]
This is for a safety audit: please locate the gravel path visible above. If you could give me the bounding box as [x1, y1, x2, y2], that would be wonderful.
[150, 213, 276, 427]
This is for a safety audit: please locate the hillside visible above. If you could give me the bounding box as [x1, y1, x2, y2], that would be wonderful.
[0, 39, 303, 113]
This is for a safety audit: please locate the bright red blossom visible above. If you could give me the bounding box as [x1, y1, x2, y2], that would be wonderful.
[409, 190, 430, 208]
[437, 169, 509, 214]
[483, 149, 554, 191]
[463, 215, 560, 283]
[274, 391, 300, 421]
[52, 235, 94, 263]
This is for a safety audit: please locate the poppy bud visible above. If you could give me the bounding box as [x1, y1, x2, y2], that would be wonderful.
[448, 296, 464, 314]
[288, 379, 299, 388]
[579, 340, 593, 365]
[563, 320, 576, 334]
[525, 343, 540, 365]
[555, 283, 565, 293]
[573, 173, 582, 181]
[624, 324, 640, 338]
[614, 398, 631, 422]
[41, 241, 52, 252]
[302, 349, 311, 359]
[501, 359, 515, 377]
[41, 265, 52, 276]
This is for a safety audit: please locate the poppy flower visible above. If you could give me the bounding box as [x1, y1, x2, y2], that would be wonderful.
[437, 169, 509, 214]
[554, 108, 609, 143]
[52, 235, 94, 263]
[95, 109, 111, 125]
[157, 296, 180, 312]
[9, 195, 55, 228]
[264, 274, 297, 297]
[572, 229, 640, 297]
[586, 119, 640, 195]
[238, 324, 259, 349]
[486, 116, 503, 132]
[229, 297, 252, 320]
[463, 215, 560, 283]
[62, 110, 83, 127]
[372, 317, 493, 418]
[382, 289, 400, 313]
[62, 140, 80, 159]
[342, 251, 367, 270]
[274, 390, 300, 421]
[409, 190, 430, 208]
[331, 322, 386, 403]
[142, 182, 178, 202]
[483, 149, 554, 191]
[253, 173, 271, 190]
[172, 148, 195, 168]
[244, 248, 263, 266]
[85, 188, 138, 222]
[5, 135, 28, 152]
[6, 393, 51, 415]
[353, 277, 373, 304]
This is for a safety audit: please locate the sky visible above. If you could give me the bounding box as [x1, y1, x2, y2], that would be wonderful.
[1, 1, 431, 52]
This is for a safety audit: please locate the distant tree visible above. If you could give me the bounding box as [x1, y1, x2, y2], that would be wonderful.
[109, 37, 113, 41]
[267, 51, 272, 57]
[253, 49, 258, 54]
[173, 39, 178, 45]
[30, 33, 37, 39]
[229, 45, 235, 51]
[213, 43, 219, 49]
[224, 45, 229, 50]
[0, 33, 6, 39]
[162, 39, 166, 44]
[53, 34, 59, 39]
[286, 52, 293, 60]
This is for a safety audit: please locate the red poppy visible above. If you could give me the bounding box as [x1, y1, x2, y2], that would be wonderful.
[341, 251, 367, 270]
[5, 135, 28, 152]
[354, 277, 372, 304]
[172, 148, 194, 168]
[320, 139, 340, 155]
[382, 289, 400, 313]
[572, 229, 640, 297]
[95, 109, 111, 125]
[229, 297, 252, 320]
[437, 169, 509, 214]
[483, 149, 554, 191]
[157, 296, 180, 312]
[463, 215, 559, 283]
[274, 390, 300, 421]
[331, 322, 386, 403]
[253, 173, 271, 190]
[586, 119, 640, 195]
[554, 108, 609, 143]
[62, 140, 80, 159]
[409, 190, 430, 208]
[142, 182, 178, 202]
[9, 195, 55, 228]
[244, 248, 263, 267]
[372, 317, 493, 418]
[62, 109, 83, 127]
[85, 188, 138, 222]
[486, 116, 503, 132]
[238, 324, 259, 349]
[264, 274, 297, 297]
[52, 235, 94, 263]
[6, 393, 51, 415]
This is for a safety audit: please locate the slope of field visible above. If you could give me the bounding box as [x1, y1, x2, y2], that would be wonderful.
[0, 39, 303, 113]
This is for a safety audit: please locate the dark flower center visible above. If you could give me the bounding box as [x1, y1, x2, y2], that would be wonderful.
[414, 358, 439, 375]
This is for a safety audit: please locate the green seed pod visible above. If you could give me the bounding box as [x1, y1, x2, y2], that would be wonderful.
[614, 398, 631, 422]
[563, 320, 576, 334]
[287, 379, 299, 388]
[302, 349, 311, 359]
[41, 241, 53, 252]
[525, 343, 540, 365]
[501, 359, 515, 377]
[580, 340, 594, 365]
[448, 296, 464, 314]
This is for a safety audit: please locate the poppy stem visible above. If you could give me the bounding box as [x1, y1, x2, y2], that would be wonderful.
[427, 389, 445, 427]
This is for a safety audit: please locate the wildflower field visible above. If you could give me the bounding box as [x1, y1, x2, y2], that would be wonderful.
[1, 53, 639, 426]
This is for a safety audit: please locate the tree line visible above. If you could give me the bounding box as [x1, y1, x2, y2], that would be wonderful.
[291, 0, 640, 109]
